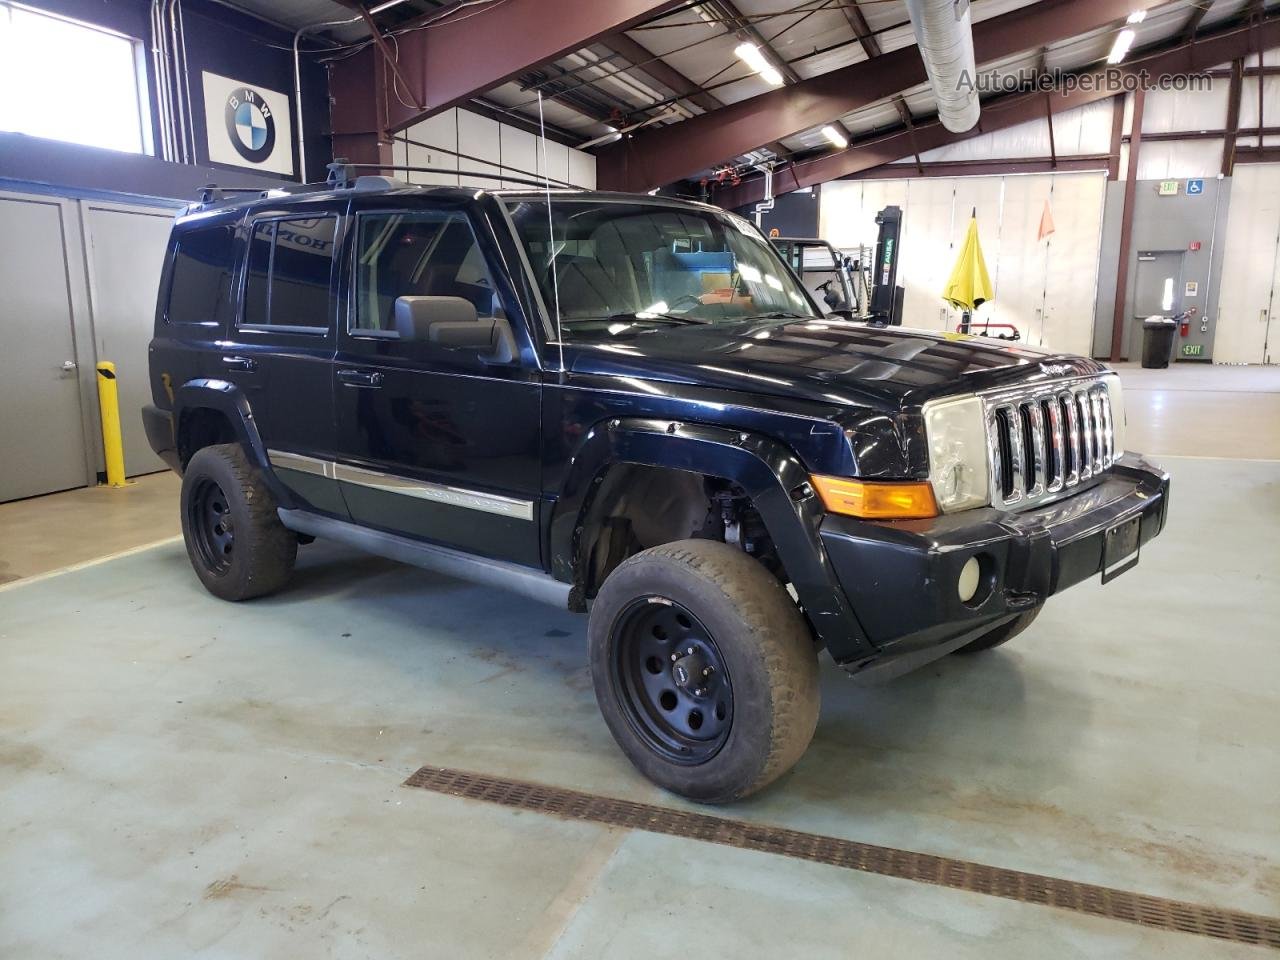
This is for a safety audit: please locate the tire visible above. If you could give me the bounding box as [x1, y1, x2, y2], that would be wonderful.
[589, 539, 819, 803]
[180, 443, 297, 601]
[953, 606, 1041, 655]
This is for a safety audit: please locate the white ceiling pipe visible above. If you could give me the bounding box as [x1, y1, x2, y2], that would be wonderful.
[903, 0, 980, 133]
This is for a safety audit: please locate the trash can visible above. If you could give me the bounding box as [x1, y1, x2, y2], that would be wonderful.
[1141, 316, 1178, 369]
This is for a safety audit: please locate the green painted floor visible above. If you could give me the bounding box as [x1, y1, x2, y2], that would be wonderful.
[1, 456, 1276, 958]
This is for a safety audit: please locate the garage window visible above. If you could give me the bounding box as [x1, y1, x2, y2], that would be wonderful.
[166, 225, 236, 326]
[241, 217, 337, 333]
[0, 3, 151, 155]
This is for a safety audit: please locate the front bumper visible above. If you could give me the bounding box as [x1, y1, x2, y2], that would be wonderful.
[819, 453, 1169, 674]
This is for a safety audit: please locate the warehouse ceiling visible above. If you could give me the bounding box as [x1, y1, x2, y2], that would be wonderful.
[230, 0, 1275, 187]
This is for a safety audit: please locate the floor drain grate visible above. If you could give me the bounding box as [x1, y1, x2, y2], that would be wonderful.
[404, 765, 1280, 950]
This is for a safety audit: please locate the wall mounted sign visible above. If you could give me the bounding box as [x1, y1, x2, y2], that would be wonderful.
[1189, 240, 1202, 251]
[1158, 180, 1179, 196]
[1183, 343, 1204, 357]
[1185, 281, 1199, 297]
[202, 72, 294, 177]
[1187, 178, 1205, 195]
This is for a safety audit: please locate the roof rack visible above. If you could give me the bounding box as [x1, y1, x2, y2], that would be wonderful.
[325, 158, 579, 192]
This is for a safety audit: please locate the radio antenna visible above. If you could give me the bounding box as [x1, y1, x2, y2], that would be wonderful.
[537, 90, 565, 376]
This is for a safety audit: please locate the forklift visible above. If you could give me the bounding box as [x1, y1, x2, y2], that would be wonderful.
[770, 205, 904, 325]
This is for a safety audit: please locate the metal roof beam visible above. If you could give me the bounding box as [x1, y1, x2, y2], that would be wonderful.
[715, 14, 1280, 209]
[596, 0, 1175, 192]
[328, 0, 684, 147]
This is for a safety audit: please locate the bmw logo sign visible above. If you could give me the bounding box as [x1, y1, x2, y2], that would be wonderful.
[224, 87, 276, 164]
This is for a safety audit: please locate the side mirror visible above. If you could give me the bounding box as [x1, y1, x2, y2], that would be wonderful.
[394, 296, 516, 363]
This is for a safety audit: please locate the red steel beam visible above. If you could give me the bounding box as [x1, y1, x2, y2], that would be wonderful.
[328, 0, 684, 145]
[714, 15, 1280, 210]
[1110, 84, 1145, 363]
[596, 0, 1174, 192]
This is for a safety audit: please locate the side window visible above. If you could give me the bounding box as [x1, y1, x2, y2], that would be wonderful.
[240, 216, 337, 332]
[352, 211, 500, 335]
[166, 225, 236, 325]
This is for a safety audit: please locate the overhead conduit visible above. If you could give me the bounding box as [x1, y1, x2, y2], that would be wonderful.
[903, 0, 981, 133]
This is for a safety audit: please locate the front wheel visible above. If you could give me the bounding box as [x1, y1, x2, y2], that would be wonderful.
[589, 540, 820, 803]
[180, 443, 297, 601]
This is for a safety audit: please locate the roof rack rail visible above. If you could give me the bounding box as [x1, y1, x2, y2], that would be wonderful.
[195, 184, 264, 204]
[325, 158, 579, 192]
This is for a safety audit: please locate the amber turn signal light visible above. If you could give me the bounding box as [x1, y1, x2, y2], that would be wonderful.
[809, 475, 939, 520]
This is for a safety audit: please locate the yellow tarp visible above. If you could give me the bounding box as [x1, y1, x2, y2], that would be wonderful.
[942, 213, 994, 312]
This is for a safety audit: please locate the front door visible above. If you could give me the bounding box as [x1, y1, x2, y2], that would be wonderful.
[331, 205, 542, 567]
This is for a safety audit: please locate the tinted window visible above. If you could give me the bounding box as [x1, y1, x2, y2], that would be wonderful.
[241, 216, 336, 331]
[352, 211, 500, 334]
[167, 225, 236, 325]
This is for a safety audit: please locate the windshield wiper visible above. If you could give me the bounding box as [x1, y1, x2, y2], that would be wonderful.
[602, 312, 712, 326]
[741, 311, 813, 321]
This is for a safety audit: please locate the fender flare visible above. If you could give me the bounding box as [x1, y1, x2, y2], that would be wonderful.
[172, 379, 295, 507]
[549, 417, 873, 662]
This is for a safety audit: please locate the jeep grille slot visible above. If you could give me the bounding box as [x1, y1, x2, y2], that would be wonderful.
[986, 379, 1116, 510]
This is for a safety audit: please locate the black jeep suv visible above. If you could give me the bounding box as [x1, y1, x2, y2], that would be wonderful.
[144, 175, 1169, 802]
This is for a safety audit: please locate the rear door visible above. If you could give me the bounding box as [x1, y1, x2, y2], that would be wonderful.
[330, 203, 542, 567]
[219, 201, 347, 517]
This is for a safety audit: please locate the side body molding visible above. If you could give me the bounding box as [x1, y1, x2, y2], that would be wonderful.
[173, 378, 296, 507]
[549, 418, 875, 664]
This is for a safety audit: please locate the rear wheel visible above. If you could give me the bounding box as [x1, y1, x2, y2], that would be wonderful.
[589, 540, 819, 803]
[953, 607, 1041, 654]
[180, 443, 296, 601]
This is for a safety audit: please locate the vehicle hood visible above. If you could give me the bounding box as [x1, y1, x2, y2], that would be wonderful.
[567, 318, 1107, 409]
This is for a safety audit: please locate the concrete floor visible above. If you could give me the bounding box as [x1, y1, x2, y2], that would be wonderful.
[1, 364, 1278, 958]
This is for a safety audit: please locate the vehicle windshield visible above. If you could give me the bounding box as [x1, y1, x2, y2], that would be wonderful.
[503, 198, 821, 339]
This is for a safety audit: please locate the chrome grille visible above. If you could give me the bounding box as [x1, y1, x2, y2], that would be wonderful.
[986, 379, 1117, 509]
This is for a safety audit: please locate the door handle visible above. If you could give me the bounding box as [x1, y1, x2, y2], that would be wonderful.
[221, 355, 258, 372]
[337, 368, 384, 388]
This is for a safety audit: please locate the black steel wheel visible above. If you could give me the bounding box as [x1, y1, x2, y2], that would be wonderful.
[611, 597, 733, 765]
[589, 539, 819, 803]
[186, 477, 236, 575]
[180, 443, 296, 601]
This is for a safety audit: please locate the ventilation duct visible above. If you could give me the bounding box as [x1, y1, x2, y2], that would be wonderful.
[903, 0, 980, 133]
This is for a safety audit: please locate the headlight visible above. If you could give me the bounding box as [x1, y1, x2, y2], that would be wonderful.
[1105, 373, 1126, 457]
[923, 395, 990, 513]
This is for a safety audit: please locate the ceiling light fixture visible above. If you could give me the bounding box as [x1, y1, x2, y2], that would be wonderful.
[1107, 28, 1136, 64]
[1126, 9, 1147, 23]
[821, 124, 848, 149]
[368, 0, 409, 13]
[735, 43, 784, 87]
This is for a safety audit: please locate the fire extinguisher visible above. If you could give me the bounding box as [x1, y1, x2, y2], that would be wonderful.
[1180, 306, 1198, 337]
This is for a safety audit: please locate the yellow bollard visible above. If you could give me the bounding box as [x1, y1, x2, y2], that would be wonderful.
[95, 361, 128, 488]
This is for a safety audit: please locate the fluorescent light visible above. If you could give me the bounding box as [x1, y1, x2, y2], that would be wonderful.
[1126, 9, 1146, 23]
[1107, 28, 1136, 64]
[735, 42, 785, 87]
[368, 0, 409, 13]
[821, 124, 848, 149]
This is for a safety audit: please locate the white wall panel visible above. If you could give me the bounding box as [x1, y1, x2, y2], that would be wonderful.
[989, 173, 1053, 342]
[568, 149, 596, 189]
[1135, 140, 1224, 180]
[402, 109, 459, 185]
[1238, 76, 1280, 131]
[499, 124, 539, 186]
[1142, 86, 1230, 134]
[456, 109, 502, 188]
[538, 137, 570, 186]
[1214, 163, 1280, 363]
[1040, 174, 1107, 355]
[901, 177, 956, 331]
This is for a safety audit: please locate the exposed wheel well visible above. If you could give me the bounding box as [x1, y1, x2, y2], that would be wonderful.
[177, 408, 237, 469]
[573, 463, 786, 607]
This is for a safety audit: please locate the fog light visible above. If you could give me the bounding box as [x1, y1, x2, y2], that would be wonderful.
[957, 557, 981, 604]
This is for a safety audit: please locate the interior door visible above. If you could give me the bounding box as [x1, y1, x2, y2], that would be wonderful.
[82, 201, 176, 476]
[1040, 173, 1107, 356]
[1214, 164, 1280, 364]
[332, 205, 542, 567]
[0, 194, 91, 502]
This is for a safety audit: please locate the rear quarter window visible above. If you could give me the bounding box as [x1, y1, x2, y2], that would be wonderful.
[166, 225, 236, 326]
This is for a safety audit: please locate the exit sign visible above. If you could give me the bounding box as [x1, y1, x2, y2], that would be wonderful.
[1159, 180, 1180, 196]
[1183, 343, 1204, 357]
